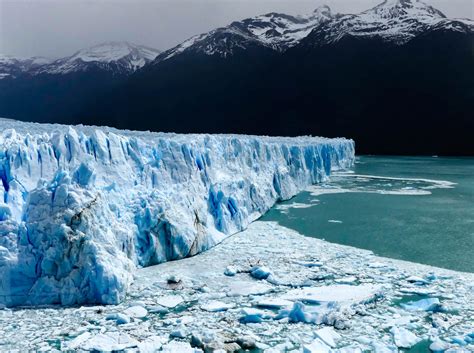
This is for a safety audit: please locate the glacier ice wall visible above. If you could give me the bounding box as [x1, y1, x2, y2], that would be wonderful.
[0, 119, 354, 306]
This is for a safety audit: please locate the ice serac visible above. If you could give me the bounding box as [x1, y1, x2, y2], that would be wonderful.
[0, 120, 355, 307]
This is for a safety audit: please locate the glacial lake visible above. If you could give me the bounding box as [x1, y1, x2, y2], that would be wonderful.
[262, 156, 474, 273]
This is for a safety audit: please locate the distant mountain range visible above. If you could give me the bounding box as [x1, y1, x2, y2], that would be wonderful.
[1, 0, 473, 155]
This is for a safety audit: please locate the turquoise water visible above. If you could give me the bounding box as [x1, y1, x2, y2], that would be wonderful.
[262, 156, 474, 273]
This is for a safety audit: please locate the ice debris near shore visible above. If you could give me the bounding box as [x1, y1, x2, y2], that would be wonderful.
[0, 120, 354, 306]
[1, 221, 473, 352]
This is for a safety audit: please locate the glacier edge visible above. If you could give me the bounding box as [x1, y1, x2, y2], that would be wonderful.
[0, 120, 354, 307]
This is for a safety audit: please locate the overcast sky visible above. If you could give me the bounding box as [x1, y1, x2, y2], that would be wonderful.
[0, 0, 472, 58]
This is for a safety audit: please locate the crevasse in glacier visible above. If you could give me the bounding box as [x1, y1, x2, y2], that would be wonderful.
[0, 119, 355, 306]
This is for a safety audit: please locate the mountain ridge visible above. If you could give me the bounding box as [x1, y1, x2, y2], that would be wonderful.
[0, 0, 472, 155]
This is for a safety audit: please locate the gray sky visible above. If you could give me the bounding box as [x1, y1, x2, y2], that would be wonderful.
[1, 0, 472, 58]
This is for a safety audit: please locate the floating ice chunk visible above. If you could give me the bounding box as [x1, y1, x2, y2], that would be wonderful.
[81, 332, 139, 351]
[106, 312, 131, 325]
[450, 336, 467, 346]
[278, 301, 324, 324]
[303, 338, 331, 353]
[335, 276, 358, 284]
[429, 339, 450, 352]
[166, 275, 182, 285]
[283, 284, 382, 306]
[201, 301, 234, 312]
[224, 266, 237, 276]
[406, 276, 429, 285]
[170, 326, 188, 338]
[250, 265, 271, 280]
[147, 305, 169, 314]
[390, 327, 421, 348]
[401, 297, 442, 312]
[292, 260, 323, 268]
[255, 298, 293, 309]
[371, 341, 398, 352]
[137, 336, 167, 353]
[240, 307, 268, 323]
[67, 332, 92, 350]
[328, 219, 343, 224]
[314, 327, 342, 347]
[161, 341, 202, 353]
[226, 281, 272, 297]
[124, 305, 148, 318]
[399, 287, 437, 296]
[155, 295, 184, 308]
[368, 262, 390, 269]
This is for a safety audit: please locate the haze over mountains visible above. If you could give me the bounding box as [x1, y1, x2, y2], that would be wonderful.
[0, 0, 473, 155]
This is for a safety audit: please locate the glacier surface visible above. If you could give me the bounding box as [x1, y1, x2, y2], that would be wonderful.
[0, 119, 354, 306]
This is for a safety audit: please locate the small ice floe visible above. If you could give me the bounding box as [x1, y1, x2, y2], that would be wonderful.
[254, 298, 293, 309]
[79, 332, 139, 351]
[429, 338, 450, 352]
[390, 327, 421, 349]
[105, 312, 131, 325]
[155, 295, 184, 308]
[224, 265, 237, 276]
[123, 305, 148, 319]
[368, 262, 390, 269]
[276, 302, 324, 325]
[239, 308, 268, 324]
[250, 265, 271, 280]
[303, 338, 331, 353]
[328, 219, 343, 224]
[200, 301, 234, 312]
[335, 276, 358, 285]
[399, 287, 437, 296]
[292, 260, 323, 268]
[371, 341, 398, 352]
[226, 280, 272, 297]
[401, 297, 442, 312]
[283, 284, 382, 306]
[276, 202, 314, 214]
[147, 305, 169, 314]
[450, 336, 467, 346]
[137, 336, 167, 353]
[405, 275, 429, 285]
[314, 327, 342, 348]
[67, 332, 93, 350]
[161, 341, 202, 353]
[170, 325, 188, 339]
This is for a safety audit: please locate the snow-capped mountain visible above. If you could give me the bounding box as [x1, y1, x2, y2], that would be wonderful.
[0, 42, 160, 79]
[34, 42, 161, 75]
[155, 0, 472, 63]
[0, 0, 472, 155]
[155, 5, 334, 63]
[305, 0, 473, 46]
[0, 55, 52, 79]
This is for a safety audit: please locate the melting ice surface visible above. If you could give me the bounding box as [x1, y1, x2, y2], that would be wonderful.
[0, 119, 354, 307]
[266, 156, 474, 273]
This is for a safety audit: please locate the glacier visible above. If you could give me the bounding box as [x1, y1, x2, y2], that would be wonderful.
[0, 119, 354, 307]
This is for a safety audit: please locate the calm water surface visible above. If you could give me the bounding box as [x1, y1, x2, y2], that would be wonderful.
[262, 156, 474, 273]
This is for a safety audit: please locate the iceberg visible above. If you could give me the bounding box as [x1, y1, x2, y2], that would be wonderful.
[0, 120, 354, 306]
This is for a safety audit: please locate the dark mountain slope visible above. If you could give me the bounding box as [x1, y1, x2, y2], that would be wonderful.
[78, 27, 474, 155]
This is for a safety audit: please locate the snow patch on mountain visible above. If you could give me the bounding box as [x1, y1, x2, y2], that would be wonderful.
[0, 120, 354, 307]
[156, 6, 335, 62]
[307, 0, 473, 45]
[155, 0, 473, 63]
[34, 42, 160, 75]
[0, 55, 53, 79]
